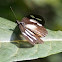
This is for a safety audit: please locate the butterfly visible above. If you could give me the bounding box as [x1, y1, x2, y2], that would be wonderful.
[16, 15, 48, 45]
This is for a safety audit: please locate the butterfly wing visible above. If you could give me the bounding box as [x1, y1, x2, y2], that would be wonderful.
[19, 23, 43, 45]
[22, 17, 48, 38]
[17, 17, 48, 45]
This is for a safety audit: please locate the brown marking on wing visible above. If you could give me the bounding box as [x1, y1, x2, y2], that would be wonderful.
[34, 26, 48, 37]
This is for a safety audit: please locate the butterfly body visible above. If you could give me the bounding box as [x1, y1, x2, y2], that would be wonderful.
[16, 15, 48, 45]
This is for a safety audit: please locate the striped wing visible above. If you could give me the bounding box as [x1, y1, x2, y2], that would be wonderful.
[22, 28, 43, 45]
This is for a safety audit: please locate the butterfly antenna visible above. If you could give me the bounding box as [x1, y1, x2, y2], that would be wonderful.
[10, 6, 17, 20]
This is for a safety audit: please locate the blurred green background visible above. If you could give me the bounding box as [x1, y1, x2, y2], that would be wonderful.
[0, 0, 62, 62]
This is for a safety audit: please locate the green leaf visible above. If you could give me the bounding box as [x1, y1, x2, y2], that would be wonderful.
[0, 17, 62, 62]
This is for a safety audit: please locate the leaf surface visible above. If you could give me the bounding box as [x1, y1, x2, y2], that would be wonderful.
[0, 17, 62, 62]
